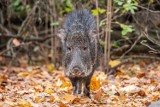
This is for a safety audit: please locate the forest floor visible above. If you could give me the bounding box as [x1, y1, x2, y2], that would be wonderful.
[0, 60, 160, 107]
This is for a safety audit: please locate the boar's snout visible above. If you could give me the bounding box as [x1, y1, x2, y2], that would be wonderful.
[70, 66, 85, 77]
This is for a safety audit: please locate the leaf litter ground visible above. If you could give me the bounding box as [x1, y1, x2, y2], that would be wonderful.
[0, 61, 160, 107]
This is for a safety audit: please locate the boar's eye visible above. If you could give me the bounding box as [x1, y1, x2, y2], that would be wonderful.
[67, 46, 72, 51]
[83, 46, 87, 51]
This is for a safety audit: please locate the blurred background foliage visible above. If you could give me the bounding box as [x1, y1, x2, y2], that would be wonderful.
[0, 0, 160, 68]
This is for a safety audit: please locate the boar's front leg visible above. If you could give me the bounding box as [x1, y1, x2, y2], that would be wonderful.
[70, 78, 82, 95]
[83, 68, 95, 97]
[77, 79, 82, 94]
[69, 78, 77, 95]
[83, 76, 91, 97]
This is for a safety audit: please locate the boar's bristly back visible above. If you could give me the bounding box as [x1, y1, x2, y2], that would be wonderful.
[64, 9, 96, 35]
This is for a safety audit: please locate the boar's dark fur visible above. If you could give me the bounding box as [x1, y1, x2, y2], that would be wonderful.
[57, 9, 102, 97]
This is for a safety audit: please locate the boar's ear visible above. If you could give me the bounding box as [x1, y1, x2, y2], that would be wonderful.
[57, 29, 66, 43]
[89, 30, 98, 42]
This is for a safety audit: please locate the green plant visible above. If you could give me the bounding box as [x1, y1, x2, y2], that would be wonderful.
[11, 0, 31, 16]
[50, 22, 60, 26]
[114, 0, 138, 14]
[116, 21, 134, 36]
[60, 0, 73, 14]
[91, 8, 106, 16]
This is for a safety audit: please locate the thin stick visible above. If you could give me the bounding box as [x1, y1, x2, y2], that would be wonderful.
[52, 0, 57, 64]
[104, 0, 112, 73]
[113, 55, 160, 61]
[50, 0, 55, 63]
[95, 0, 99, 36]
[136, 5, 160, 13]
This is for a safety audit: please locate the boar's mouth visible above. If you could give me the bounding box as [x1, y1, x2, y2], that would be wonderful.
[64, 66, 93, 78]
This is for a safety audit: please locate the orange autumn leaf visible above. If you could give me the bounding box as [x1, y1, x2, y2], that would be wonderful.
[18, 103, 32, 107]
[152, 95, 159, 101]
[17, 99, 32, 107]
[34, 97, 45, 103]
[1, 61, 160, 106]
[58, 103, 68, 107]
[137, 90, 146, 97]
[102, 80, 109, 85]
[90, 75, 100, 91]
[136, 72, 145, 78]
[44, 88, 53, 94]
[72, 97, 81, 104]
[50, 95, 55, 102]
[47, 64, 54, 71]
[34, 84, 43, 92]
[94, 88, 104, 101]
[61, 94, 76, 103]
[61, 81, 72, 88]
[59, 75, 66, 81]
[119, 92, 126, 103]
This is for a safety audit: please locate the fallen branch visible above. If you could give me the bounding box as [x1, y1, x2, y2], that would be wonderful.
[0, 24, 13, 35]
[120, 34, 143, 59]
[0, 42, 31, 56]
[0, 34, 55, 42]
[114, 55, 160, 61]
[111, 45, 130, 54]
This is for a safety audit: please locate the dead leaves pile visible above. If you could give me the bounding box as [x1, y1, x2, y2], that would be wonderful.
[0, 61, 160, 107]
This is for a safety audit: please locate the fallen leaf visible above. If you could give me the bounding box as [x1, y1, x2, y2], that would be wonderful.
[34, 84, 43, 92]
[136, 72, 145, 78]
[56, 79, 63, 87]
[58, 103, 68, 107]
[17, 72, 30, 77]
[109, 60, 121, 68]
[79, 97, 90, 104]
[59, 76, 66, 81]
[49, 95, 55, 102]
[102, 80, 109, 85]
[94, 88, 104, 101]
[52, 93, 60, 102]
[34, 97, 45, 103]
[154, 84, 160, 91]
[17, 70, 39, 77]
[90, 76, 100, 91]
[1, 62, 160, 106]
[119, 92, 126, 102]
[120, 85, 140, 94]
[61, 81, 71, 88]
[61, 94, 76, 103]
[47, 64, 54, 72]
[137, 90, 146, 97]
[17, 99, 32, 107]
[152, 94, 159, 101]
[72, 97, 81, 104]
[12, 38, 20, 47]
[44, 88, 53, 94]
[0, 94, 2, 100]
